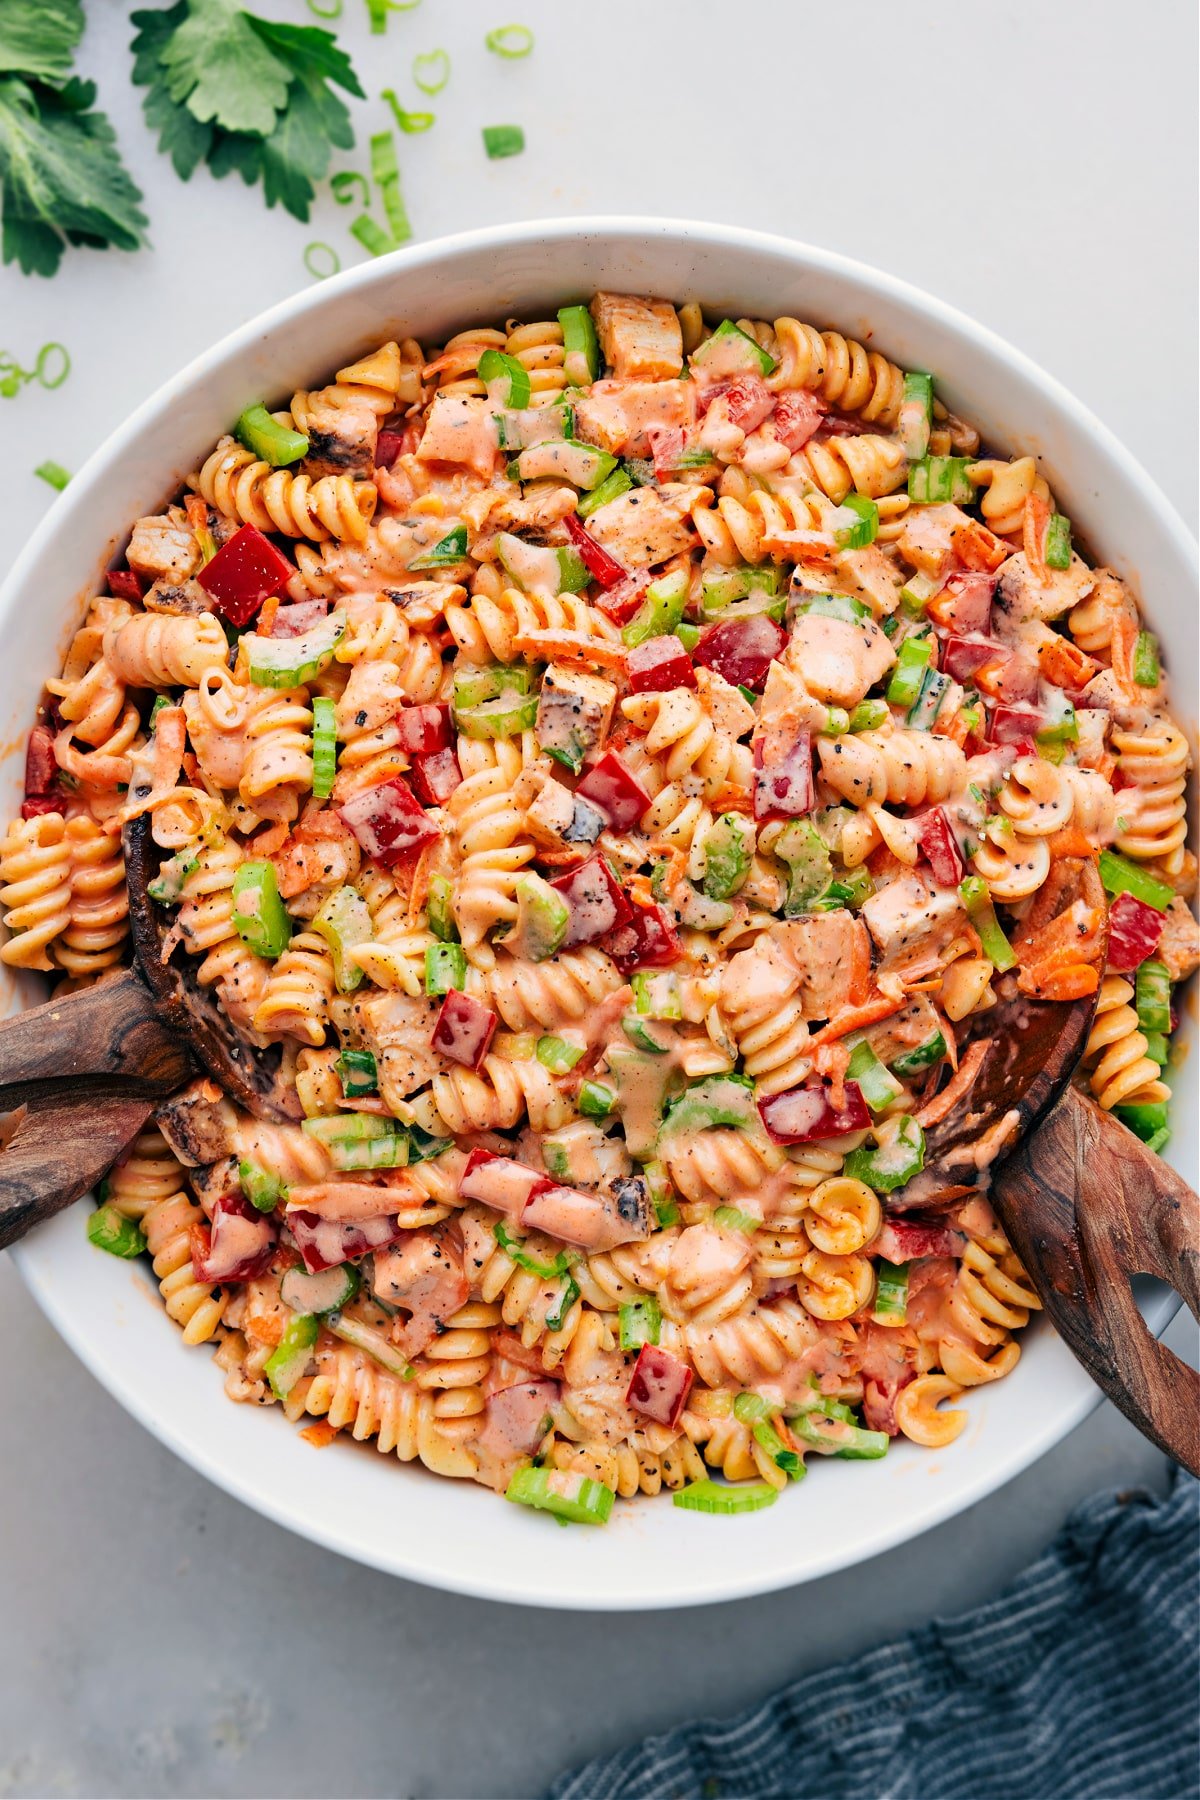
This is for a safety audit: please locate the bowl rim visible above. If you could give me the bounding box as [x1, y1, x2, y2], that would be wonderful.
[8, 215, 1196, 1610]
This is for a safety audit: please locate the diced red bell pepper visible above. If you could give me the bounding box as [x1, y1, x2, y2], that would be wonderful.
[375, 429, 406, 470]
[593, 570, 651, 624]
[575, 751, 652, 830]
[106, 568, 146, 602]
[940, 634, 1008, 683]
[758, 1080, 870, 1145]
[711, 375, 774, 435]
[1106, 891, 1165, 972]
[563, 511, 627, 590]
[771, 389, 826, 452]
[976, 654, 1039, 705]
[190, 1191, 278, 1284]
[20, 795, 64, 819]
[646, 425, 686, 480]
[753, 731, 814, 821]
[989, 705, 1046, 747]
[409, 747, 462, 806]
[338, 775, 440, 864]
[695, 613, 785, 693]
[197, 524, 295, 628]
[917, 807, 965, 887]
[861, 1371, 915, 1436]
[23, 725, 57, 799]
[287, 1209, 405, 1274]
[520, 1180, 614, 1249]
[269, 599, 329, 638]
[626, 634, 698, 694]
[873, 1219, 964, 1264]
[431, 990, 497, 1069]
[626, 1344, 694, 1429]
[602, 898, 682, 975]
[459, 1148, 543, 1215]
[396, 704, 453, 755]
[551, 855, 634, 947]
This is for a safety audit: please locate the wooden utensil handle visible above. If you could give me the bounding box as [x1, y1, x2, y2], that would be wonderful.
[995, 1084, 1199, 1476]
[0, 1088, 157, 1250]
[0, 968, 192, 1102]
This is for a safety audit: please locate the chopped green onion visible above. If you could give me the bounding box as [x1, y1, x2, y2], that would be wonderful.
[907, 456, 974, 505]
[891, 1030, 948, 1077]
[35, 342, 70, 389]
[411, 525, 468, 570]
[312, 885, 372, 993]
[412, 48, 451, 94]
[1132, 632, 1161, 687]
[34, 460, 70, 491]
[426, 874, 458, 942]
[306, 0, 342, 17]
[147, 695, 173, 730]
[408, 1125, 453, 1163]
[898, 370, 933, 461]
[713, 1205, 759, 1235]
[304, 242, 340, 281]
[507, 1466, 613, 1524]
[846, 1041, 904, 1114]
[485, 24, 535, 56]
[753, 1420, 804, 1478]
[959, 875, 1018, 971]
[907, 665, 951, 731]
[337, 1048, 378, 1096]
[365, 0, 421, 28]
[479, 348, 532, 410]
[874, 1260, 909, 1323]
[848, 698, 890, 733]
[326, 1310, 413, 1379]
[833, 493, 879, 549]
[236, 403, 308, 468]
[425, 941, 468, 996]
[146, 846, 199, 905]
[578, 1080, 615, 1119]
[311, 695, 336, 800]
[1097, 851, 1174, 913]
[483, 124, 525, 159]
[577, 466, 633, 517]
[1115, 1101, 1170, 1144]
[536, 1034, 585, 1074]
[544, 1274, 579, 1333]
[732, 1392, 773, 1423]
[87, 1204, 145, 1259]
[381, 87, 435, 134]
[631, 971, 682, 1020]
[231, 861, 291, 959]
[799, 592, 871, 625]
[789, 1410, 888, 1459]
[239, 1158, 285, 1211]
[1035, 704, 1078, 751]
[842, 1115, 925, 1194]
[1135, 961, 1172, 1035]
[619, 1296, 662, 1351]
[886, 634, 934, 709]
[673, 1478, 779, 1514]
[265, 1314, 319, 1400]
[349, 216, 396, 260]
[493, 1221, 576, 1282]
[557, 304, 601, 385]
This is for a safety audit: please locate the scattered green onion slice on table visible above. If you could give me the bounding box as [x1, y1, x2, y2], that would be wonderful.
[483, 124, 525, 159]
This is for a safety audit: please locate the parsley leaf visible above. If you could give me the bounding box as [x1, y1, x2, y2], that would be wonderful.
[131, 1, 363, 222]
[0, 75, 148, 276]
[0, 0, 83, 83]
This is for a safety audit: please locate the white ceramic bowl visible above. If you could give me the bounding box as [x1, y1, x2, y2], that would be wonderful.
[6, 219, 1195, 1610]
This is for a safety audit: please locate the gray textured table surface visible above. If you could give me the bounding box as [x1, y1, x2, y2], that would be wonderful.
[0, 0, 1195, 1794]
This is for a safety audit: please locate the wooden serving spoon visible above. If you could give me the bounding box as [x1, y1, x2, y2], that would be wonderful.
[0, 841, 1195, 1475]
[0, 815, 299, 1248]
[911, 857, 1199, 1476]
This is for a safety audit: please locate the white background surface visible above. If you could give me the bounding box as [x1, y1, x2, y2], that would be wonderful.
[0, 1, 1196, 1795]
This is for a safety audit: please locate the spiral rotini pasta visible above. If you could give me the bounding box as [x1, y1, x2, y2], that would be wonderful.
[24, 293, 1188, 1524]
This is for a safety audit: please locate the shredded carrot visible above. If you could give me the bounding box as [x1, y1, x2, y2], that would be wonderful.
[184, 493, 209, 533]
[253, 820, 290, 858]
[950, 518, 1009, 573]
[405, 840, 435, 926]
[817, 1038, 850, 1110]
[1047, 827, 1096, 859]
[706, 784, 756, 814]
[258, 595, 280, 636]
[1018, 963, 1100, 1002]
[300, 1421, 339, 1449]
[511, 630, 628, 672]
[933, 708, 972, 747]
[1035, 634, 1099, 692]
[810, 992, 906, 1050]
[1109, 611, 1143, 697]
[914, 1039, 991, 1128]
[628, 872, 657, 908]
[151, 707, 186, 787]
[1023, 493, 1051, 582]
[973, 657, 1014, 700]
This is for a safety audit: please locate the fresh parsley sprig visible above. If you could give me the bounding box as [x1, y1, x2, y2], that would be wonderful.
[0, 0, 148, 277]
[130, 0, 365, 222]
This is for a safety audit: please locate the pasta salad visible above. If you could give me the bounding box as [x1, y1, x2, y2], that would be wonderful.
[5, 292, 1195, 1524]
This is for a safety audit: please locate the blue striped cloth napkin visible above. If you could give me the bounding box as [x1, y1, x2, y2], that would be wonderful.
[549, 1474, 1198, 1800]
